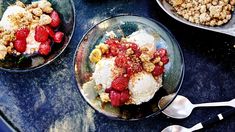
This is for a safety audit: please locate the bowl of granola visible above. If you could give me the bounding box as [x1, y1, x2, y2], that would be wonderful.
[156, 0, 235, 37]
[0, 0, 75, 72]
[74, 15, 184, 120]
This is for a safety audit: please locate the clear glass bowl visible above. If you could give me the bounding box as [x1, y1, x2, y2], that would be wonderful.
[0, 0, 75, 72]
[74, 15, 185, 120]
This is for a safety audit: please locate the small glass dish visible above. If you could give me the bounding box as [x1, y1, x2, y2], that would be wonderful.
[74, 15, 184, 120]
[0, 0, 75, 72]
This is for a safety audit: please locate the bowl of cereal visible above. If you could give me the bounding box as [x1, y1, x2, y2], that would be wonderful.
[156, 0, 235, 37]
[0, 0, 75, 72]
[74, 15, 184, 120]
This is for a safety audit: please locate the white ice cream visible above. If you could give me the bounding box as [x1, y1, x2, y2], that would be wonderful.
[91, 30, 162, 105]
[0, 5, 28, 31]
[92, 57, 122, 89]
[128, 71, 162, 105]
[127, 30, 156, 52]
[25, 30, 41, 54]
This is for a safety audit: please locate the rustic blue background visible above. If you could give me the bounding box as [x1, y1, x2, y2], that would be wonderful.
[0, 0, 235, 131]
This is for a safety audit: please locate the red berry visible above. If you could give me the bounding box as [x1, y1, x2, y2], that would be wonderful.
[43, 39, 52, 45]
[120, 90, 130, 104]
[152, 65, 164, 77]
[14, 40, 26, 53]
[129, 43, 138, 51]
[115, 55, 129, 68]
[111, 76, 129, 92]
[105, 87, 112, 93]
[156, 48, 167, 57]
[16, 28, 30, 40]
[45, 26, 55, 38]
[109, 44, 118, 56]
[161, 56, 169, 64]
[53, 32, 64, 43]
[35, 26, 49, 42]
[105, 38, 119, 45]
[109, 90, 121, 107]
[39, 43, 51, 55]
[126, 62, 142, 77]
[50, 11, 61, 28]
[118, 45, 127, 52]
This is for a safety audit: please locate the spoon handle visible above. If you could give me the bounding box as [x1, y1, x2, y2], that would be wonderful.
[194, 101, 231, 108]
[201, 108, 235, 128]
[191, 108, 235, 131]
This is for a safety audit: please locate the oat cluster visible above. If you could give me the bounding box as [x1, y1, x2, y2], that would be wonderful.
[168, 0, 235, 26]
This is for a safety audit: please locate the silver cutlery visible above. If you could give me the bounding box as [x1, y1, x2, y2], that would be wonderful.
[158, 95, 235, 119]
[161, 108, 235, 132]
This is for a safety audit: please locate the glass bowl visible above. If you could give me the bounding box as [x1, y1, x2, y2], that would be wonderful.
[0, 0, 75, 72]
[74, 15, 185, 120]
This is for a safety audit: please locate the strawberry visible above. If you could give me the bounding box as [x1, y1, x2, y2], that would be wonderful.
[16, 27, 30, 40]
[14, 40, 27, 53]
[35, 26, 49, 42]
[53, 32, 64, 43]
[152, 65, 164, 77]
[109, 90, 121, 107]
[120, 90, 130, 104]
[50, 11, 61, 28]
[111, 76, 129, 92]
[39, 43, 51, 55]
[45, 26, 55, 38]
[161, 56, 169, 64]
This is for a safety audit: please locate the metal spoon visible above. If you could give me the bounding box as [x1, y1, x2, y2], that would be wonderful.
[162, 108, 235, 132]
[156, 0, 235, 37]
[158, 95, 235, 119]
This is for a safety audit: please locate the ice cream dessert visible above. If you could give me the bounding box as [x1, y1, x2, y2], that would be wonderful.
[83, 29, 170, 107]
[0, 0, 64, 60]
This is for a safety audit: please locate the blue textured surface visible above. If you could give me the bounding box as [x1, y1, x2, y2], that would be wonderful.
[0, 0, 235, 131]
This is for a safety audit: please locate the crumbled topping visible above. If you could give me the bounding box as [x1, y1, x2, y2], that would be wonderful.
[143, 62, 155, 72]
[100, 93, 111, 103]
[167, 0, 235, 26]
[39, 14, 52, 25]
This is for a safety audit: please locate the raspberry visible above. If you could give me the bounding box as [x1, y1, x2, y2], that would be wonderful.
[111, 76, 129, 92]
[155, 48, 167, 57]
[129, 43, 138, 51]
[45, 26, 55, 38]
[161, 56, 169, 64]
[39, 43, 51, 55]
[105, 87, 112, 93]
[53, 32, 64, 43]
[126, 62, 142, 77]
[120, 90, 130, 104]
[43, 39, 52, 45]
[109, 90, 121, 107]
[115, 54, 129, 68]
[16, 27, 30, 40]
[35, 26, 49, 42]
[14, 40, 27, 53]
[105, 38, 119, 45]
[50, 11, 61, 28]
[152, 65, 164, 77]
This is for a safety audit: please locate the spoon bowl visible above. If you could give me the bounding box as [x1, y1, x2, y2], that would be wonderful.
[156, 0, 235, 37]
[159, 95, 194, 119]
[161, 125, 190, 132]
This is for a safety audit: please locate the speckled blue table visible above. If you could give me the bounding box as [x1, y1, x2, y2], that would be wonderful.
[0, 0, 235, 131]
